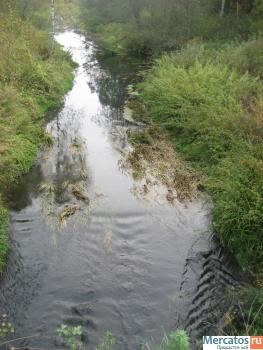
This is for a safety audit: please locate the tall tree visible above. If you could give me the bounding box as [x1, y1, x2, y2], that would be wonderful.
[220, 0, 226, 16]
[50, 0, 55, 55]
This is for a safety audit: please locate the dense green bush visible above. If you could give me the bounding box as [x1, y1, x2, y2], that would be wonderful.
[99, 23, 146, 56]
[139, 43, 263, 274]
[163, 37, 263, 79]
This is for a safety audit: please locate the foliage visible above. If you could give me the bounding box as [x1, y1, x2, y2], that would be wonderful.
[57, 324, 83, 350]
[79, 0, 263, 57]
[96, 331, 116, 350]
[163, 330, 190, 350]
[138, 42, 263, 275]
[142, 330, 190, 350]
[99, 23, 146, 56]
[223, 288, 263, 335]
[165, 37, 263, 79]
[0, 313, 14, 338]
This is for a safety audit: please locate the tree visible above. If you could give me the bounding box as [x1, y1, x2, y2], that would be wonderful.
[220, 0, 226, 16]
[51, 0, 55, 54]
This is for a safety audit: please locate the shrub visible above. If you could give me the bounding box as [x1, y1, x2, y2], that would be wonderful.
[99, 23, 145, 56]
[206, 156, 263, 271]
[163, 37, 263, 79]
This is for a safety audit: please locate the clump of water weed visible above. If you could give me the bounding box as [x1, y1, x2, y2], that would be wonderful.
[123, 127, 201, 201]
[126, 98, 148, 123]
[39, 182, 55, 195]
[70, 138, 83, 154]
[57, 324, 83, 350]
[0, 313, 14, 339]
[71, 185, 90, 203]
[142, 329, 190, 350]
[96, 331, 116, 350]
[59, 205, 79, 228]
[43, 133, 54, 148]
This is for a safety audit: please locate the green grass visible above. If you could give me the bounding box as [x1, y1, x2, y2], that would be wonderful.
[162, 36, 263, 79]
[0, 13, 75, 273]
[138, 40, 263, 276]
[142, 330, 190, 350]
[223, 287, 263, 336]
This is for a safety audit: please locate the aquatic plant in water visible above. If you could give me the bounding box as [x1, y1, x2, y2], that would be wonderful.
[142, 330, 190, 350]
[0, 313, 15, 339]
[96, 331, 116, 350]
[57, 324, 83, 350]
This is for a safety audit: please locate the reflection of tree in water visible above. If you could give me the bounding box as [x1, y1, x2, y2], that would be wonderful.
[85, 52, 142, 111]
[53, 113, 88, 204]
[39, 109, 91, 227]
[6, 163, 44, 211]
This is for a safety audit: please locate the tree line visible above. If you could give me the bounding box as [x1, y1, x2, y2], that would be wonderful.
[78, 0, 263, 56]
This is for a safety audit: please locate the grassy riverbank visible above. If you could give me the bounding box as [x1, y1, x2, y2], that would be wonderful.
[126, 37, 263, 335]
[0, 13, 75, 273]
[137, 38, 263, 275]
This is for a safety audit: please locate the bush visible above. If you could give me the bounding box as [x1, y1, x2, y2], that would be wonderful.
[163, 37, 263, 79]
[206, 156, 263, 271]
[164, 330, 190, 350]
[99, 23, 146, 56]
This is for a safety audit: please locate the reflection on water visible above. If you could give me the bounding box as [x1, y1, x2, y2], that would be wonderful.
[87, 52, 143, 109]
[0, 32, 241, 350]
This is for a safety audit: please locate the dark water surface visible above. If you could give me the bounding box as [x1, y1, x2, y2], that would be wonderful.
[0, 32, 241, 349]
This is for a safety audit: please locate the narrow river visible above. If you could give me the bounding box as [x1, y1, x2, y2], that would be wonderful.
[0, 32, 240, 349]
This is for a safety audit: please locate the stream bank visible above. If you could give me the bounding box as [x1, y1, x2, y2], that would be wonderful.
[0, 32, 244, 349]
[0, 15, 75, 274]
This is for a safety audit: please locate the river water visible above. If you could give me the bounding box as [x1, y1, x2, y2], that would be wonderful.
[0, 32, 241, 349]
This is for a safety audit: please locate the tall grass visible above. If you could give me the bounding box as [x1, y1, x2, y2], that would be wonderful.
[139, 40, 263, 275]
[143, 330, 190, 350]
